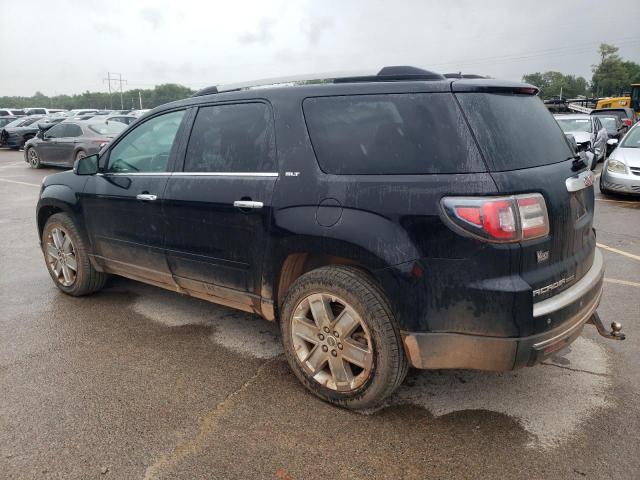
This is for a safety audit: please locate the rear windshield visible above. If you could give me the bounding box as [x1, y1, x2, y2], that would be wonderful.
[89, 122, 126, 135]
[592, 110, 626, 120]
[456, 93, 573, 171]
[303, 93, 485, 175]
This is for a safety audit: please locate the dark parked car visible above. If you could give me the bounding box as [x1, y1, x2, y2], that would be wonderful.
[24, 120, 126, 168]
[0, 115, 45, 148]
[36, 67, 622, 410]
[0, 116, 21, 129]
[591, 107, 636, 131]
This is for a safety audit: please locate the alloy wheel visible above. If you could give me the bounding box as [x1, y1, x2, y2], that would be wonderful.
[28, 148, 39, 167]
[291, 293, 374, 392]
[45, 227, 78, 287]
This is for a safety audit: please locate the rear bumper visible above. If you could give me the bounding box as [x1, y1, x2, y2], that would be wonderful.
[402, 249, 605, 371]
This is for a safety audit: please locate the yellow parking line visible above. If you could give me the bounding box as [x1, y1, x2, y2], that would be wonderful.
[597, 243, 640, 262]
[0, 178, 40, 188]
[605, 278, 640, 289]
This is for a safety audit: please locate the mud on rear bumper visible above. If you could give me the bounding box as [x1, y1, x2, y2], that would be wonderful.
[401, 249, 605, 371]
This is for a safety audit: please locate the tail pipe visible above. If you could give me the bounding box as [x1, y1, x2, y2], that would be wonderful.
[588, 312, 626, 340]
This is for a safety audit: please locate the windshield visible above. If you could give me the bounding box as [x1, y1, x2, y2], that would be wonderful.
[599, 117, 618, 130]
[556, 118, 592, 133]
[620, 127, 640, 148]
[89, 122, 127, 135]
[456, 93, 573, 171]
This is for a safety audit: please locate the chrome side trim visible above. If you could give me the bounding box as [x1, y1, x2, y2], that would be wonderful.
[172, 172, 278, 177]
[533, 248, 603, 318]
[233, 200, 263, 209]
[97, 172, 170, 176]
[565, 170, 595, 192]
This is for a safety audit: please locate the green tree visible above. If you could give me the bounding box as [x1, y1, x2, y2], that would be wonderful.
[591, 43, 640, 97]
[522, 71, 589, 99]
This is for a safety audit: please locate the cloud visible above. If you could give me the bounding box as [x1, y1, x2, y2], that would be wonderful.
[238, 18, 276, 45]
[139, 7, 164, 30]
[301, 17, 334, 46]
[92, 21, 122, 36]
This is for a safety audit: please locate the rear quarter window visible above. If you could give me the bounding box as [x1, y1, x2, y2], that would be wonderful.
[303, 93, 485, 175]
[456, 93, 573, 171]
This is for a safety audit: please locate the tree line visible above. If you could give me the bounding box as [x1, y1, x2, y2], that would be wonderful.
[522, 43, 640, 100]
[0, 83, 194, 110]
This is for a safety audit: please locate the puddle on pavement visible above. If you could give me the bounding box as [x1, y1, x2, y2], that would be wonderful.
[385, 336, 611, 449]
[130, 284, 282, 359]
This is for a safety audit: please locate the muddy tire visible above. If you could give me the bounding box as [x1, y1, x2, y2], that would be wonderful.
[280, 265, 408, 410]
[42, 213, 107, 296]
[27, 147, 41, 169]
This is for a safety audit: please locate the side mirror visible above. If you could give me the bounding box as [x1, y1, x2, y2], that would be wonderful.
[607, 138, 618, 146]
[74, 154, 99, 175]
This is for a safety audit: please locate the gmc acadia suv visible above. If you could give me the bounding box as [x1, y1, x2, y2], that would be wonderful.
[36, 66, 623, 409]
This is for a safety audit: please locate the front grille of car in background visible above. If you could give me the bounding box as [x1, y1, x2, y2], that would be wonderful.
[630, 166, 640, 176]
[603, 181, 628, 191]
[632, 185, 640, 192]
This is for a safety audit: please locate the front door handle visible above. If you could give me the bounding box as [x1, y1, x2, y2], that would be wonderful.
[233, 200, 263, 209]
[136, 194, 157, 201]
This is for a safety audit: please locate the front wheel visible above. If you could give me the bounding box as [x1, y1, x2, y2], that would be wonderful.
[42, 213, 108, 296]
[27, 147, 41, 168]
[280, 265, 408, 410]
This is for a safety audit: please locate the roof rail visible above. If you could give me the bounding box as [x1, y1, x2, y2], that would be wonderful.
[444, 73, 488, 79]
[190, 66, 445, 97]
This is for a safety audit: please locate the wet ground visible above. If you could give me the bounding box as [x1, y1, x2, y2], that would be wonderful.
[1, 148, 638, 479]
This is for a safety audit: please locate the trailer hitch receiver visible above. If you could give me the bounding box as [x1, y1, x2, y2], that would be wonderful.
[587, 312, 626, 340]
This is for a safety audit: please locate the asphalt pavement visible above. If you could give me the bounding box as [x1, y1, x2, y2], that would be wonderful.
[0, 148, 638, 479]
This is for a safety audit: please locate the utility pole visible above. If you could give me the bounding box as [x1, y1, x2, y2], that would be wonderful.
[103, 72, 127, 110]
[139, 91, 143, 109]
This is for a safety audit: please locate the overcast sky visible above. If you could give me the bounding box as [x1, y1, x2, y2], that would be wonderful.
[1, 0, 638, 96]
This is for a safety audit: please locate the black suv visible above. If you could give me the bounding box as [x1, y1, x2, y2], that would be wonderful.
[36, 67, 616, 409]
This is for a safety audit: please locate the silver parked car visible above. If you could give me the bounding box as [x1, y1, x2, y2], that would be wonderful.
[23, 120, 126, 169]
[600, 123, 640, 196]
[555, 114, 608, 169]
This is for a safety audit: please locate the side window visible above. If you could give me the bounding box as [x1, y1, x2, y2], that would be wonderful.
[183, 103, 275, 173]
[44, 123, 66, 138]
[107, 110, 185, 173]
[66, 124, 83, 137]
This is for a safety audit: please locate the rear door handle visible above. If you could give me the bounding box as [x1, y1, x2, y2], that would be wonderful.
[233, 200, 263, 209]
[136, 194, 157, 201]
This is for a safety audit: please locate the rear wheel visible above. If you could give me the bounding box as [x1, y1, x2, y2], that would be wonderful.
[42, 213, 107, 296]
[280, 265, 408, 410]
[27, 147, 41, 168]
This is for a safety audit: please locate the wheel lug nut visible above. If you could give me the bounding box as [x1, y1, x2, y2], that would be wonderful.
[331, 350, 337, 357]
[323, 327, 330, 333]
[318, 333, 324, 340]
[322, 345, 328, 352]
[338, 343, 343, 350]
[333, 331, 339, 337]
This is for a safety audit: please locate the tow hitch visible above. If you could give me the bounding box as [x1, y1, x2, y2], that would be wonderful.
[588, 312, 626, 340]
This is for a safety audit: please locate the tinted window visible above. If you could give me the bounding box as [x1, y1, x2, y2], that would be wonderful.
[63, 124, 83, 137]
[184, 103, 275, 173]
[593, 110, 626, 121]
[107, 110, 184, 173]
[19, 117, 43, 127]
[303, 93, 484, 175]
[457, 94, 573, 171]
[44, 123, 66, 138]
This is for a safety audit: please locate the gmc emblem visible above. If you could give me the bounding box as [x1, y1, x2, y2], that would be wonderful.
[584, 175, 594, 187]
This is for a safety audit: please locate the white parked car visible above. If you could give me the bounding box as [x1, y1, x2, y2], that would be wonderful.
[555, 114, 608, 169]
[600, 122, 640, 196]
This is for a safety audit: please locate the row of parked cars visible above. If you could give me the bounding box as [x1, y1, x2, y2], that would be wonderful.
[554, 107, 639, 196]
[0, 108, 151, 167]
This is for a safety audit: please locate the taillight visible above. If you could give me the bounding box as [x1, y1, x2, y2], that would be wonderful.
[441, 193, 549, 243]
[622, 119, 632, 127]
